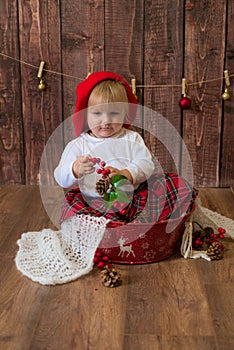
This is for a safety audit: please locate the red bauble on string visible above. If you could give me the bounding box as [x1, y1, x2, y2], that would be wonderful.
[179, 96, 191, 110]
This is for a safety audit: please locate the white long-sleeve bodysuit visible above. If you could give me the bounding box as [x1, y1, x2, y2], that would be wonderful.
[54, 128, 155, 197]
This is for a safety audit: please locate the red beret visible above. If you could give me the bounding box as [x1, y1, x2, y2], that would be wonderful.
[72, 71, 138, 136]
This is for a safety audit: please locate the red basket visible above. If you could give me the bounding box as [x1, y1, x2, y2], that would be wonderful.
[97, 205, 194, 264]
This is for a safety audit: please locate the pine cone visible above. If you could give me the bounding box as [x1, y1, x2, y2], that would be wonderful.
[101, 266, 121, 288]
[207, 242, 224, 260]
[96, 177, 111, 196]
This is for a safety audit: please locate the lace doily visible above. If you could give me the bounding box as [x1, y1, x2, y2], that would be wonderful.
[15, 215, 109, 285]
[181, 199, 234, 260]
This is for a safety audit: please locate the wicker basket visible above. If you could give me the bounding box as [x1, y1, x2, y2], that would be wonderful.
[97, 206, 194, 264]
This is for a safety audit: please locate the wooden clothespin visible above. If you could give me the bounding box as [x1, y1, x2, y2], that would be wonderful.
[37, 61, 46, 91]
[222, 70, 231, 100]
[224, 70, 230, 87]
[131, 77, 137, 99]
[181, 78, 187, 96]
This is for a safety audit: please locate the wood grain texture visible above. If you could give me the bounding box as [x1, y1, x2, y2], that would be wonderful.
[0, 186, 234, 349]
[124, 261, 215, 336]
[0, 0, 24, 185]
[105, 0, 144, 132]
[123, 335, 219, 350]
[1, 1, 234, 186]
[143, 0, 184, 174]
[18, 0, 63, 185]
[205, 284, 234, 336]
[183, 0, 226, 186]
[28, 268, 130, 349]
[105, 0, 144, 82]
[220, 0, 234, 187]
[61, 0, 104, 145]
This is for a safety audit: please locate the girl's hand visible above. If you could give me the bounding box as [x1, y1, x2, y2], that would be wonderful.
[72, 155, 95, 178]
[106, 166, 133, 183]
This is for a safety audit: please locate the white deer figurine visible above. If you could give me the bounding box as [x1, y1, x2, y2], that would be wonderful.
[118, 237, 135, 258]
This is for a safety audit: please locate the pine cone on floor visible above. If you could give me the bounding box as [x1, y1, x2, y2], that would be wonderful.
[101, 266, 121, 288]
[207, 241, 224, 260]
[96, 177, 111, 196]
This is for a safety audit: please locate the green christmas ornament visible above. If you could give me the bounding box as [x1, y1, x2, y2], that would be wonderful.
[95, 164, 130, 210]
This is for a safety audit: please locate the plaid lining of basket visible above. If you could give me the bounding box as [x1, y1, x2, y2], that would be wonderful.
[60, 173, 198, 224]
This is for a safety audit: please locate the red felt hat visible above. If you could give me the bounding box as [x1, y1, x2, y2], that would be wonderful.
[72, 71, 138, 136]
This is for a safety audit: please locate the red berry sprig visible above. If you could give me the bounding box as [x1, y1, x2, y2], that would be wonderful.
[93, 251, 122, 287]
[218, 227, 226, 239]
[92, 157, 129, 213]
[90, 157, 111, 177]
[93, 251, 113, 269]
[192, 222, 226, 252]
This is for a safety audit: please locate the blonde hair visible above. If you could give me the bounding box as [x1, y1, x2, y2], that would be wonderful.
[88, 80, 129, 106]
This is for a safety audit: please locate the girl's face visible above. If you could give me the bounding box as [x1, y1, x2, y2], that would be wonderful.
[87, 102, 126, 138]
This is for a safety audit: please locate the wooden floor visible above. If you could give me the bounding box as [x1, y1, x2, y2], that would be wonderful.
[0, 186, 234, 350]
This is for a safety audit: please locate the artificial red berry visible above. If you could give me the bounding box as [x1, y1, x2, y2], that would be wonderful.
[218, 227, 226, 235]
[96, 158, 101, 163]
[90, 157, 97, 163]
[205, 238, 211, 244]
[102, 255, 109, 262]
[105, 168, 111, 175]
[97, 261, 105, 268]
[100, 161, 106, 167]
[93, 256, 99, 263]
[102, 169, 109, 176]
[96, 168, 102, 174]
[219, 233, 225, 239]
[213, 234, 218, 239]
[196, 238, 203, 246]
[95, 251, 102, 258]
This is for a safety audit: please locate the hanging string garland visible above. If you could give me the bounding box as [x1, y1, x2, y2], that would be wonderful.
[0, 52, 233, 104]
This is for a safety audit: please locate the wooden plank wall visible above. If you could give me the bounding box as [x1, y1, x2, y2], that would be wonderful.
[0, 0, 233, 187]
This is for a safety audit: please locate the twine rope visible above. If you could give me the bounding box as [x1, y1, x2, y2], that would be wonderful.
[1, 52, 233, 88]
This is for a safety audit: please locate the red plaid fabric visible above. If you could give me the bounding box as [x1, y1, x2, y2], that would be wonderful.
[60, 173, 197, 224]
[60, 181, 148, 224]
[147, 173, 197, 222]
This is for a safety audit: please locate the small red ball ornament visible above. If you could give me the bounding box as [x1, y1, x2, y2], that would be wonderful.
[179, 96, 191, 110]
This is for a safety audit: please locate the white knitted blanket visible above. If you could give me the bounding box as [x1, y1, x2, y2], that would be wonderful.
[15, 215, 109, 285]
